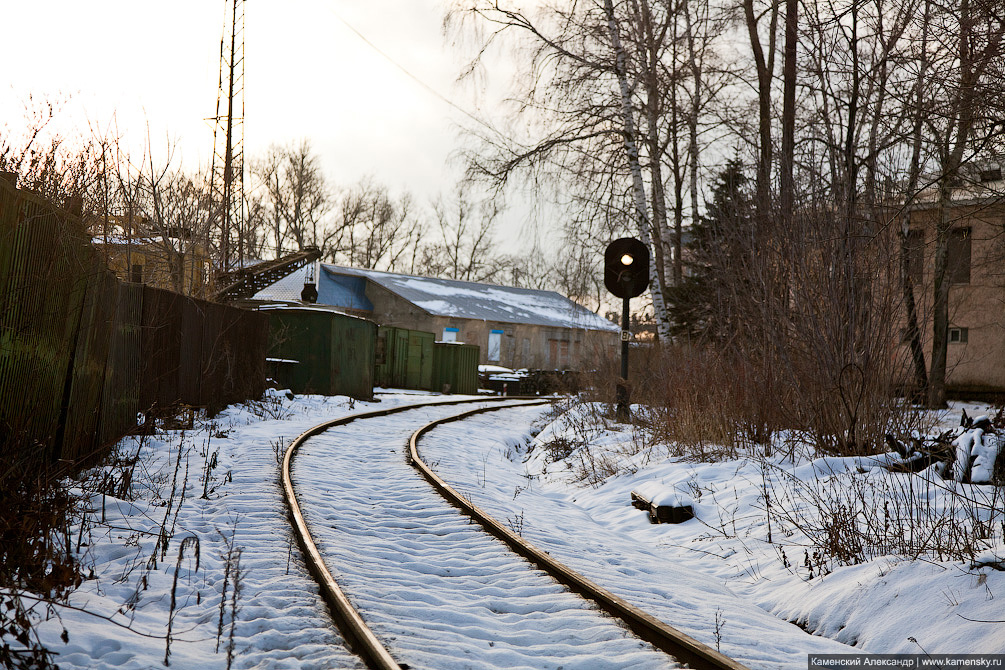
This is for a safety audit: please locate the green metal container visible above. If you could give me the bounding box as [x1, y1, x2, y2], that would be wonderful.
[374, 326, 434, 391]
[392, 328, 410, 386]
[265, 307, 375, 399]
[406, 329, 434, 390]
[374, 326, 393, 388]
[432, 342, 480, 395]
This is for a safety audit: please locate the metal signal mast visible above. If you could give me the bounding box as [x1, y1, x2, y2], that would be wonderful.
[209, 0, 246, 274]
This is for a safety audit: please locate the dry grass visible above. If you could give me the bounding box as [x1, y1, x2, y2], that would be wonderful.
[585, 342, 931, 461]
[763, 462, 1005, 567]
[586, 343, 794, 459]
[569, 346, 1001, 570]
[0, 446, 84, 669]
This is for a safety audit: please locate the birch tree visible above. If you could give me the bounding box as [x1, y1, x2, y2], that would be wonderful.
[447, 0, 689, 339]
[602, 0, 670, 339]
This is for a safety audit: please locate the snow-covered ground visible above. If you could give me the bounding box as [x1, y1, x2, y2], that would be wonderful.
[423, 401, 1005, 662]
[18, 393, 1005, 669]
[294, 400, 680, 669]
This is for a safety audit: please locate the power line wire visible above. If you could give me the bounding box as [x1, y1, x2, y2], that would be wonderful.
[325, 5, 503, 138]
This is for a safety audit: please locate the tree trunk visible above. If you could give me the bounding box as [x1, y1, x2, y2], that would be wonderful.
[900, 0, 932, 401]
[683, 0, 702, 288]
[743, 0, 778, 222]
[604, 0, 671, 340]
[899, 214, 929, 400]
[640, 0, 673, 292]
[779, 0, 797, 231]
[927, 0, 995, 407]
[928, 187, 953, 408]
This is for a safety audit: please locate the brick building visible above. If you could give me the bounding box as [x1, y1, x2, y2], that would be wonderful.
[254, 264, 620, 371]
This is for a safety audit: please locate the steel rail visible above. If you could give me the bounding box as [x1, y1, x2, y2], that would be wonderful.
[280, 396, 543, 670]
[408, 403, 751, 670]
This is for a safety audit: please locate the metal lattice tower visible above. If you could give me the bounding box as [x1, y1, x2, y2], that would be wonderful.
[209, 0, 246, 274]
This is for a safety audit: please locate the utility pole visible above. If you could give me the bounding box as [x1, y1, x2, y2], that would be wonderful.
[209, 0, 246, 277]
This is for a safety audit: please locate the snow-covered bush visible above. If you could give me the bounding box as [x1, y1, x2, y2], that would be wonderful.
[529, 398, 640, 486]
[950, 417, 1003, 483]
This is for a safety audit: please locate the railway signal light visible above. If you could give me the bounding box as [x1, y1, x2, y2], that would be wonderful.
[604, 237, 650, 299]
[604, 237, 649, 423]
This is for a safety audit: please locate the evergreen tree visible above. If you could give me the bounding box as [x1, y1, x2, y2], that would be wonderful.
[666, 159, 753, 341]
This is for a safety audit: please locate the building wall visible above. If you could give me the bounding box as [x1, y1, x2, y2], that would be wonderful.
[894, 201, 1005, 394]
[362, 281, 618, 370]
[100, 241, 210, 296]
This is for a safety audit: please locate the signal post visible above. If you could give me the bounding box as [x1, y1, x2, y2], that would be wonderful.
[604, 238, 650, 423]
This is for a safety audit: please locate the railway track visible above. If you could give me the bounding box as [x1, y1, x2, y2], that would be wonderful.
[281, 397, 749, 670]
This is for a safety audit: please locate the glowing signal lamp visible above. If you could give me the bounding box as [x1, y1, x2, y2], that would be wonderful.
[604, 238, 649, 299]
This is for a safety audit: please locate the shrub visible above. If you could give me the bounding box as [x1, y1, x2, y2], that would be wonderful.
[586, 341, 926, 460]
[586, 343, 794, 458]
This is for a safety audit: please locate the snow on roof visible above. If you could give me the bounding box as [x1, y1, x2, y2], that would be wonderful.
[92, 234, 168, 246]
[340, 265, 618, 332]
[254, 303, 372, 322]
[252, 265, 309, 301]
[253, 264, 618, 332]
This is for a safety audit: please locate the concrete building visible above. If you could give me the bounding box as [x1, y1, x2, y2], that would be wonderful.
[893, 164, 1005, 396]
[254, 264, 620, 370]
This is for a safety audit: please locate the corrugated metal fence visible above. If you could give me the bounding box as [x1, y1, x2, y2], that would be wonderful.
[0, 178, 265, 467]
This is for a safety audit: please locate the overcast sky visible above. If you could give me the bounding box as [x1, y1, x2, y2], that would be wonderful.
[1, 0, 505, 206]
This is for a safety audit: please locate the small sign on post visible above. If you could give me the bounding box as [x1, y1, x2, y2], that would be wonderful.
[604, 238, 649, 422]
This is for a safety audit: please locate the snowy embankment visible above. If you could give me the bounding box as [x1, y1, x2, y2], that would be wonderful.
[36, 393, 373, 670]
[23, 393, 1005, 669]
[418, 401, 1005, 664]
[420, 406, 856, 669]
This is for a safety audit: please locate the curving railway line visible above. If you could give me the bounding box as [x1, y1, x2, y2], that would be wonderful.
[281, 397, 750, 670]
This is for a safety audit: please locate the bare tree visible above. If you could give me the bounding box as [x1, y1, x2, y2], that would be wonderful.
[447, 0, 691, 337]
[147, 170, 213, 294]
[923, 0, 1005, 407]
[892, 0, 934, 400]
[333, 178, 424, 271]
[135, 133, 212, 294]
[552, 244, 607, 312]
[251, 140, 332, 257]
[678, 0, 729, 286]
[600, 0, 672, 338]
[241, 188, 269, 261]
[0, 94, 103, 212]
[420, 183, 501, 282]
[740, 0, 779, 222]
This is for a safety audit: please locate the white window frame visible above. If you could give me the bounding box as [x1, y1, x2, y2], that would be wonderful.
[488, 329, 503, 362]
